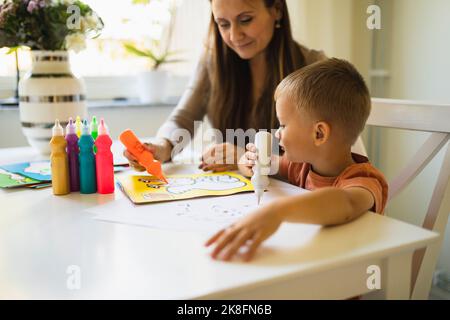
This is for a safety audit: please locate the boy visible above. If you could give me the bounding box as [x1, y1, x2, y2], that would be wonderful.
[205, 58, 388, 261]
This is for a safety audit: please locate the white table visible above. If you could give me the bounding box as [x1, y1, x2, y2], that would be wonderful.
[0, 147, 439, 299]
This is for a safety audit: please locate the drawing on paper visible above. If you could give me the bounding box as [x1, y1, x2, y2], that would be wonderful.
[169, 202, 256, 225]
[117, 172, 254, 204]
[166, 175, 246, 195]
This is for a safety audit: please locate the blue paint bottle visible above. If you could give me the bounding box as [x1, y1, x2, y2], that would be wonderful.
[78, 119, 97, 194]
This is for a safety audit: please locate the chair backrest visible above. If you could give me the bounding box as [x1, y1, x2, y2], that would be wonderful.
[367, 98, 450, 299]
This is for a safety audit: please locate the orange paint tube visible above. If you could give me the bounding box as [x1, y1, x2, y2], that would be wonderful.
[119, 129, 168, 184]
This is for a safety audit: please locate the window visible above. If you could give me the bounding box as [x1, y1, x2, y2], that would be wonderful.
[0, 0, 211, 99]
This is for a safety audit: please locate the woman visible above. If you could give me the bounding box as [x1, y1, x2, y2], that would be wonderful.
[125, 0, 326, 172]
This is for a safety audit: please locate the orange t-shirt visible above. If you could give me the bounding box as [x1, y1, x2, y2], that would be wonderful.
[278, 153, 389, 214]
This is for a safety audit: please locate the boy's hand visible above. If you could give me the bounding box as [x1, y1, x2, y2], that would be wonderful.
[237, 143, 257, 177]
[205, 204, 283, 262]
[123, 138, 172, 171]
[199, 143, 243, 172]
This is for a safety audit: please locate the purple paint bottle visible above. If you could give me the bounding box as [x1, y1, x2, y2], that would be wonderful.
[66, 118, 80, 192]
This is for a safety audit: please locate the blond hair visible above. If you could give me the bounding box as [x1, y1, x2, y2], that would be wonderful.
[275, 58, 371, 144]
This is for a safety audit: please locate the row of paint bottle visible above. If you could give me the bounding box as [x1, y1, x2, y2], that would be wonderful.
[50, 116, 115, 196]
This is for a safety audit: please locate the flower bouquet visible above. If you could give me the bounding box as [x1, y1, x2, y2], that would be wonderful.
[0, 0, 103, 52]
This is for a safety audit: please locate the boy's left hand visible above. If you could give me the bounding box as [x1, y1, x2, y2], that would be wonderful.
[205, 204, 283, 261]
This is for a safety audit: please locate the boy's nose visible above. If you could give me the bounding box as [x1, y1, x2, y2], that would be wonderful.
[275, 128, 281, 140]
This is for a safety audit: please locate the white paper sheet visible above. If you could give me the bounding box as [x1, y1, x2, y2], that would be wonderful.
[87, 179, 307, 234]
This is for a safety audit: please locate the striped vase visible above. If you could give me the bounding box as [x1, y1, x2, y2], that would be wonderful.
[19, 51, 87, 155]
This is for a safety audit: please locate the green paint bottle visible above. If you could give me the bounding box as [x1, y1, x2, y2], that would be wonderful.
[91, 116, 98, 153]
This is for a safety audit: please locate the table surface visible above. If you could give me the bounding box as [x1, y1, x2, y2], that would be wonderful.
[0, 146, 439, 299]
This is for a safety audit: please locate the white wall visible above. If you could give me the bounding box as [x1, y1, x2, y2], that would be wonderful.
[380, 0, 450, 273]
[287, 0, 354, 61]
[164, 0, 211, 76]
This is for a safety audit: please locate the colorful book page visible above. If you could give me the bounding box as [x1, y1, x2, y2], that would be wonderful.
[0, 168, 40, 188]
[0, 161, 51, 182]
[117, 172, 254, 204]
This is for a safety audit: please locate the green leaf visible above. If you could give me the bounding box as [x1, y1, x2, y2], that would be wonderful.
[132, 0, 151, 5]
[123, 41, 184, 68]
[144, 49, 159, 61]
[5, 46, 20, 54]
[123, 43, 157, 62]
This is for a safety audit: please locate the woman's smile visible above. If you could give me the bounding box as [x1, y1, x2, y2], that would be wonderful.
[235, 41, 254, 49]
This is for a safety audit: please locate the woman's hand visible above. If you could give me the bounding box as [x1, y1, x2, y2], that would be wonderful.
[237, 143, 257, 177]
[205, 203, 283, 261]
[123, 138, 173, 172]
[199, 143, 244, 173]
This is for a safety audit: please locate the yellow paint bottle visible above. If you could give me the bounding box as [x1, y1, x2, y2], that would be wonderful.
[75, 116, 82, 138]
[50, 119, 70, 195]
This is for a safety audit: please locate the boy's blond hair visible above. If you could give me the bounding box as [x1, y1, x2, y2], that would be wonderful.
[274, 58, 371, 144]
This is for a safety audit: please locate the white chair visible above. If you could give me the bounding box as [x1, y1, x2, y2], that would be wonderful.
[367, 98, 450, 299]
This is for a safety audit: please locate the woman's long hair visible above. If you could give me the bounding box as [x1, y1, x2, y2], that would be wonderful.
[206, 0, 306, 135]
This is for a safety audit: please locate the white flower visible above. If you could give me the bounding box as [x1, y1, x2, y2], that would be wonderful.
[59, 0, 76, 5]
[65, 33, 87, 53]
[77, 14, 101, 36]
[85, 14, 101, 30]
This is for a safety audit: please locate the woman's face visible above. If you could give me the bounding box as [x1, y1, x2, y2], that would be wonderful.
[212, 0, 280, 61]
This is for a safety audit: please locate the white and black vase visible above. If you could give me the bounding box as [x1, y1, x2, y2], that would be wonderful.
[19, 50, 87, 155]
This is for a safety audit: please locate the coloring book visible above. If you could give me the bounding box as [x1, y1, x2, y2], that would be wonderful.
[117, 172, 254, 204]
[0, 161, 51, 182]
[0, 168, 40, 188]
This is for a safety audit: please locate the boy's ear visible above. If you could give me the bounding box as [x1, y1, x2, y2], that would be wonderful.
[313, 121, 331, 146]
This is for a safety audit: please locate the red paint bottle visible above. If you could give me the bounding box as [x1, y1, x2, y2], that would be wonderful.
[95, 119, 115, 194]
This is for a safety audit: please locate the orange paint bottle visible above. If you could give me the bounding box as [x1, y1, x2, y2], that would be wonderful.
[119, 129, 168, 183]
